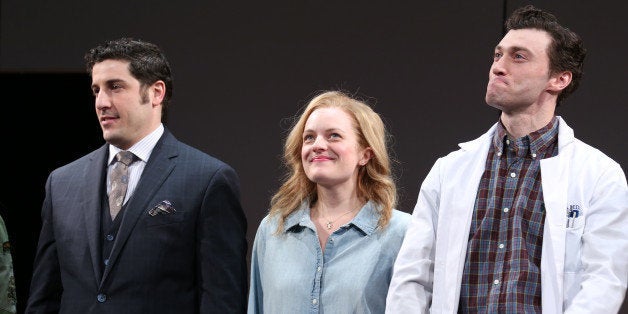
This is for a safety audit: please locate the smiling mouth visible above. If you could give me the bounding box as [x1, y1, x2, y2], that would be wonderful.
[311, 156, 332, 162]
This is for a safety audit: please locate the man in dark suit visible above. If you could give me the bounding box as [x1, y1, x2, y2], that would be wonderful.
[25, 38, 248, 313]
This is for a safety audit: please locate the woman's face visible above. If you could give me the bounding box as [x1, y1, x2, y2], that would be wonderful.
[301, 107, 370, 189]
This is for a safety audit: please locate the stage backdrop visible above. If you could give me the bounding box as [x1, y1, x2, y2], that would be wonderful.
[2, 1, 626, 313]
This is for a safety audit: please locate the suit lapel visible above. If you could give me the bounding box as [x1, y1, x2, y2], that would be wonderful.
[100, 131, 178, 285]
[82, 145, 109, 283]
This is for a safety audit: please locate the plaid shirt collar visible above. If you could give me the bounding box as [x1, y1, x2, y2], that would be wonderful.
[492, 116, 559, 158]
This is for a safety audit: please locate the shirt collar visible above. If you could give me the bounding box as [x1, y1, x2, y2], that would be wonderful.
[108, 123, 164, 164]
[528, 116, 559, 156]
[350, 201, 380, 235]
[283, 202, 313, 232]
[492, 116, 559, 158]
[492, 120, 509, 153]
[283, 200, 381, 235]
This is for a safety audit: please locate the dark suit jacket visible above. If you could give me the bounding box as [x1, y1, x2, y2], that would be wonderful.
[26, 129, 248, 313]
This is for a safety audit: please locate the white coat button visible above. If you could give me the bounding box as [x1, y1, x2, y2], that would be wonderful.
[312, 299, 318, 305]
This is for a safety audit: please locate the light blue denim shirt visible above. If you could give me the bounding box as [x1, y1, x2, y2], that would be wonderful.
[248, 201, 411, 314]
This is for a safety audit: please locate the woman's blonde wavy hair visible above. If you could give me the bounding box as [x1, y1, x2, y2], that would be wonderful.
[269, 90, 397, 233]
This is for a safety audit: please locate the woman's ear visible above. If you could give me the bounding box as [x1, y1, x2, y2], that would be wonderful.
[359, 147, 373, 166]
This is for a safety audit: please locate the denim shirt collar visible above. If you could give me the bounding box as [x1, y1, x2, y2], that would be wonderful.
[283, 200, 381, 235]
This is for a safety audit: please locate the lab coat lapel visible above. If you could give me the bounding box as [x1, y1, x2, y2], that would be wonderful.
[539, 116, 575, 313]
[436, 126, 495, 309]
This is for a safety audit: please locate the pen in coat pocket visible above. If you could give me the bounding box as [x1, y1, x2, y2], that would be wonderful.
[566, 205, 580, 228]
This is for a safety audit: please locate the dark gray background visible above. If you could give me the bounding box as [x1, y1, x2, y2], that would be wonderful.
[2, 1, 626, 313]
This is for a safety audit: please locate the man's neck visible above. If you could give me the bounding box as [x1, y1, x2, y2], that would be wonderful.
[500, 111, 555, 138]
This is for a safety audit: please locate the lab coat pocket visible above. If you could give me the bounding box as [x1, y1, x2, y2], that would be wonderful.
[564, 211, 585, 272]
[563, 271, 582, 309]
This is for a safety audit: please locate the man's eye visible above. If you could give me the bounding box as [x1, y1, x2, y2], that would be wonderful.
[494, 52, 502, 59]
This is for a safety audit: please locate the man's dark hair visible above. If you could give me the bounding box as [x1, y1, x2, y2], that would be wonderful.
[84, 38, 174, 111]
[506, 5, 586, 105]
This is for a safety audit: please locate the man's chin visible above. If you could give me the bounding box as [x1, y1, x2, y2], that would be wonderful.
[103, 132, 123, 147]
[485, 95, 504, 110]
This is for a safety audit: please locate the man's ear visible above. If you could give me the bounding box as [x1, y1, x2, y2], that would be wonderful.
[548, 71, 572, 93]
[152, 80, 166, 106]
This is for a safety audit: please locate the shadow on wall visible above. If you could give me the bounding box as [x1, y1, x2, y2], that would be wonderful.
[1, 73, 102, 314]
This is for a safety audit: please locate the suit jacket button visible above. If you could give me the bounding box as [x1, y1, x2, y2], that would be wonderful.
[97, 293, 107, 303]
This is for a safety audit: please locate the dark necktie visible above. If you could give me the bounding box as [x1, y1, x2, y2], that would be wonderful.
[109, 151, 135, 219]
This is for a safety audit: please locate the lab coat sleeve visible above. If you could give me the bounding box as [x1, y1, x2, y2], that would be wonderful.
[565, 161, 628, 314]
[386, 158, 442, 314]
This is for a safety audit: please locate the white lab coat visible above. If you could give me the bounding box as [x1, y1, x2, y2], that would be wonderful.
[386, 117, 628, 314]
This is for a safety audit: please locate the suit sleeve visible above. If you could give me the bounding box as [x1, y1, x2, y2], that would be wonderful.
[198, 164, 248, 313]
[386, 158, 442, 314]
[25, 174, 63, 313]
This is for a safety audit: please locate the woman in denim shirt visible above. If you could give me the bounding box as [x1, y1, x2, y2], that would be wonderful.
[248, 90, 411, 313]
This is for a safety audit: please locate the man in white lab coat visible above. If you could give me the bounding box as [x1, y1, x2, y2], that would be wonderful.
[386, 5, 628, 314]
